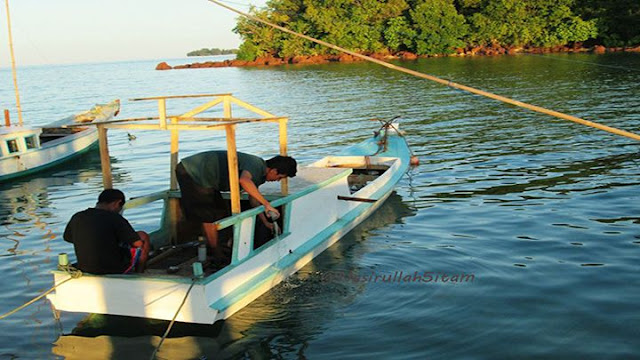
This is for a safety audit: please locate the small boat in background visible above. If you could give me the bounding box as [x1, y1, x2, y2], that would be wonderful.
[1, 0, 120, 182]
[0, 100, 120, 182]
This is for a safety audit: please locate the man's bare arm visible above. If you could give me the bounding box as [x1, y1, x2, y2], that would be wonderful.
[239, 170, 279, 216]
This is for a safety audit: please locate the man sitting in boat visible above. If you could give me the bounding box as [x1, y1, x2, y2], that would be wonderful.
[175, 151, 297, 262]
[63, 189, 150, 275]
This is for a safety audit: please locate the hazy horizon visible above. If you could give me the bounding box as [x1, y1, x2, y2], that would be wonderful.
[0, 0, 263, 66]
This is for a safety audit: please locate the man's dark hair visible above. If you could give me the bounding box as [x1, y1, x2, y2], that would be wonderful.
[266, 155, 297, 177]
[98, 189, 126, 205]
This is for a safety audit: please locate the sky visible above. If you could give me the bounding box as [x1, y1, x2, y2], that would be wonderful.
[0, 0, 266, 66]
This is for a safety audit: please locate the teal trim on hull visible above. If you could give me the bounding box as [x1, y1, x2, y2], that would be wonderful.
[0, 141, 99, 182]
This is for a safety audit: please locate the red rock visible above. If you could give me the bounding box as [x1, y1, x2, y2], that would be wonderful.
[266, 57, 286, 66]
[291, 55, 309, 64]
[467, 46, 482, 55]
[229, 60, 248, 67]
[308, 55, 328, 64]
[368, 53, 387, 60]
[337, 54, 357, 62]
[252, 57, 269, 65]
[400, 51, 418, 60]
[592, 45, 606, 54]
[155, 62, 172, 70]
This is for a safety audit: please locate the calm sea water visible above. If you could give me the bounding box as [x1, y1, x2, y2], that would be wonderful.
[0, 53, 639, 359]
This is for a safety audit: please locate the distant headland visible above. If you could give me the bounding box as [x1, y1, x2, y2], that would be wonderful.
[186, 48, 237, 57]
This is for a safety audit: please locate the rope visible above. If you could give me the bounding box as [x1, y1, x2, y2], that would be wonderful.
[0, 265, 82, 320]
[371, 116, 415, 157]
[149, 279, 197, 360]
[207, 0, 640, 142]
[526, 53, 640, 73]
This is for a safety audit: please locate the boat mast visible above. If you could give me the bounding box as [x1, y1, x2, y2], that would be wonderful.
[4, 0, 23, 126]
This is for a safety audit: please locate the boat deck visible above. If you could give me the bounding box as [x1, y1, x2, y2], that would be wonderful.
[259, 166, 351, 196]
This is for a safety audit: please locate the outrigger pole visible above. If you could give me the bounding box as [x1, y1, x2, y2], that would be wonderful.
[208, 0, 640, 142]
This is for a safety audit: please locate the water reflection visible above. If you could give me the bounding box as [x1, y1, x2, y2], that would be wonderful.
[52, 193, 415, 359]
[0, 152, 108, 256]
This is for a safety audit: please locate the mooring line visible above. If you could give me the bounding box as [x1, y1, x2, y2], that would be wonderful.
[207, 0, 640, 142]
[149, 279, 197, 360]
[0, 266, 82, 320]
[526, 53, 640, 73]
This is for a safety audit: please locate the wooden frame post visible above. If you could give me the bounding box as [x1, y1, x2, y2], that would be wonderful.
[223, 96, 232, 119]
[225, 125, 241, 214]
[170, 120, 179, 190]
[169, 116, 180, 244]
[158, 99, 167, 129]
[279, 118, 288, 195]
[97, 124, 113, 189]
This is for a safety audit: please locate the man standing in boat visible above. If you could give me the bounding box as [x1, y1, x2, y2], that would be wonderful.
[63, 189, 150, 274]
[175, 151, 297, 262]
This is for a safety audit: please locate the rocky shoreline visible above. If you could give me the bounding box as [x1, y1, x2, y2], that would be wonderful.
[156, 44, 640, 70]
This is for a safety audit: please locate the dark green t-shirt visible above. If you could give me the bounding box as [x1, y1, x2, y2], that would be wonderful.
[181, 151, 266, 190]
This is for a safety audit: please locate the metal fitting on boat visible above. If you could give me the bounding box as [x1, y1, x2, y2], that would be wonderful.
[192, 262, 204, 278]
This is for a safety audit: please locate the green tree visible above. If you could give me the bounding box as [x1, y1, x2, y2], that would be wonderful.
[463, 0, 597, 47]
[409, 0, 467, 55]
[384, 16, 417, 51]
[574, 0, 640, 46]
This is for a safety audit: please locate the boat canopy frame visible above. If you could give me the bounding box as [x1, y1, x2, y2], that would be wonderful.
[64, 93, 290, 245]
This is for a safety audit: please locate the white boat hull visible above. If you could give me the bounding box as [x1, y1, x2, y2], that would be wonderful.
[0, 100, 119, 182]
[0, 128, 98, 181]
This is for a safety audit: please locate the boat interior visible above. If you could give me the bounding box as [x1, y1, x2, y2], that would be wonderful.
[39, 126, 89, 144]
[139, 156, 395, 278]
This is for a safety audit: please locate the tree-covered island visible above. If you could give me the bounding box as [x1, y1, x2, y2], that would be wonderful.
[232, 0, 639, 60]
[157, 0, 638, 70]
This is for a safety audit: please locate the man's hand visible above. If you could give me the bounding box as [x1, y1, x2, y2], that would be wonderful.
[264, 204, 279, 220]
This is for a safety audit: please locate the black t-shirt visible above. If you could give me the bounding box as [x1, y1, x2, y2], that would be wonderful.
[63, 208, 140, 275]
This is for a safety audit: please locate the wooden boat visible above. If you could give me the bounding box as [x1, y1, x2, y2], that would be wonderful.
[0, 100, 121, 182]
[47, 94, 411, 324]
